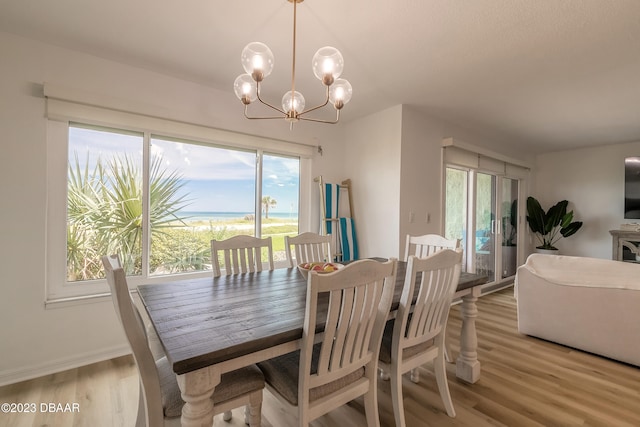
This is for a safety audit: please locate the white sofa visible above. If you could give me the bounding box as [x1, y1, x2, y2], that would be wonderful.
[515, 254, 640, 366]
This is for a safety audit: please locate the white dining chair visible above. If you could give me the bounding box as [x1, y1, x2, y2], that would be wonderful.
[378, 249, 463, 426]
[102, 255, 265, 427]
[211, 235, 274, 277]
[405, 234, 460, 364]
[404, 234, 460, 261]
[284, 232, 333, 268]
[257, 258, 398, 427]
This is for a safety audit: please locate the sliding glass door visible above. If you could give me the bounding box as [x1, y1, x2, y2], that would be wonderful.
[501, 178, 519, 278]
[475, 172, 496, 282]
[444, 168, 467, 271]
[445, 167, 520, 285]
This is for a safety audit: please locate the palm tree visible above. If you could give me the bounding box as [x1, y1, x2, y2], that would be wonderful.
[67, 153, 190, 279]
[262, 196, 277, 219]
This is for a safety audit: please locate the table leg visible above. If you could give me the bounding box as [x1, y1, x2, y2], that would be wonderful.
[456, 287, 481, 383]
[176, 366, 221, 427]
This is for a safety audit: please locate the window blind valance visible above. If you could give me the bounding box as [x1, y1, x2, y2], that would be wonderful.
[44, 84, 315, 158]
[442, 138, 530, 178]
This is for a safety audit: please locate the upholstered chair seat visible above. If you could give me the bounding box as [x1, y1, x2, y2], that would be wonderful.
[258, 344, 365, 406]
[157, 357, 265, 418]
[379, 318, 434, 365]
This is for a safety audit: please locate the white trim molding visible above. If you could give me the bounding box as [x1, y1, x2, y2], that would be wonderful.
[0, 345, 131, 387]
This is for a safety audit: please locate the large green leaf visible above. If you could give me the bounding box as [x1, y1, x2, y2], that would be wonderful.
[526, 197, 545, 234]
[561, 221, 583, 238]
[544, 200, 568, 234]
[560, 211, 574, 228]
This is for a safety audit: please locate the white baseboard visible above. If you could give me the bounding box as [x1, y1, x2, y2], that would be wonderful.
[0, 344, 131, 387]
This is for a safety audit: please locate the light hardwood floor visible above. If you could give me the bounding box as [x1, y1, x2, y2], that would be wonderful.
[1, 287, 639, 427]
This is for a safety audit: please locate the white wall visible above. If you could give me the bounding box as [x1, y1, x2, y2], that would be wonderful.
[399, 107, 450, 254]
[0, 33, 127, 385]
[0, 31, 345, 385]
[343, 105, 403, 259]
[534, 141, 640, 258]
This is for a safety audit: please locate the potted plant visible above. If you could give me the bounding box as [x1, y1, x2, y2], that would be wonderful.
[526, 196, 583, 253]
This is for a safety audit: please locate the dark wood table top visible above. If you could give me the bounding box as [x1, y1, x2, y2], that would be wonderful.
[138, 261, 487, 375]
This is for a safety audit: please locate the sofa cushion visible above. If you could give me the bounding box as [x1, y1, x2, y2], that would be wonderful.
[521, 254, 640, 290]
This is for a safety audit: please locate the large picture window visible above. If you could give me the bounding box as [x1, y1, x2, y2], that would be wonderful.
[46, 101, 310, 302]
[65, 125, 301, 285]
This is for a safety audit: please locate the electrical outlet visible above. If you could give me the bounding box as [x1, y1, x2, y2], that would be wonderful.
[409, 211, 415, 223]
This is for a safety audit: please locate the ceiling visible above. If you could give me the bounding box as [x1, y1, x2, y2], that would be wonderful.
[2, 0, 640, 154]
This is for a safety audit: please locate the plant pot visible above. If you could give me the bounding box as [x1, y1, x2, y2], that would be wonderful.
[502, 245, 517, 277]
[534, 248, 559, 255]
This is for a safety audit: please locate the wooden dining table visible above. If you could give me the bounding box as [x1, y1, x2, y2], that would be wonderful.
[138, 260, 487, 427]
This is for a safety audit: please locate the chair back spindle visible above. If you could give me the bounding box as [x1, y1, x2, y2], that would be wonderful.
[211, 235, 274, 277]
[285, 232, 333, 268]
[404, 234, 460, 261]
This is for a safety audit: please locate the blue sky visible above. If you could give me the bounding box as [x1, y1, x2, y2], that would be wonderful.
[69, 125, 299, 213]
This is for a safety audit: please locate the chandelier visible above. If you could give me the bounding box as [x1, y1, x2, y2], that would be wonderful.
[233, 0, 352, 127]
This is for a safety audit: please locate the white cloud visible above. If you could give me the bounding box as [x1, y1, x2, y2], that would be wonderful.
[151, 139, 256, 180]
[69, 128, 299, 183]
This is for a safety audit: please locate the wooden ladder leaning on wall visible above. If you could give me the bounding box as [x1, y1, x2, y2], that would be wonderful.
[315, 176, 357, 261]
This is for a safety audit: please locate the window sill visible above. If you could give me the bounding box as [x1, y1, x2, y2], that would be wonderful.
[45, 291, 118, 310]
[45, 270, 211, 309]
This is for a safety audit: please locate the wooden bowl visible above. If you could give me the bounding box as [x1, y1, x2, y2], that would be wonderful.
[297, 262, 344, 280]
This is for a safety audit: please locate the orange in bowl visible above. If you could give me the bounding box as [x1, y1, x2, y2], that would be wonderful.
[298, 262, 343, 280]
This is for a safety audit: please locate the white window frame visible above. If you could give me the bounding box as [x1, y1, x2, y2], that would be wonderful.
[45, 97, 313, 303]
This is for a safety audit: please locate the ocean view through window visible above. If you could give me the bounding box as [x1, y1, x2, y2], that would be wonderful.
[64, 123, 300, 290]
